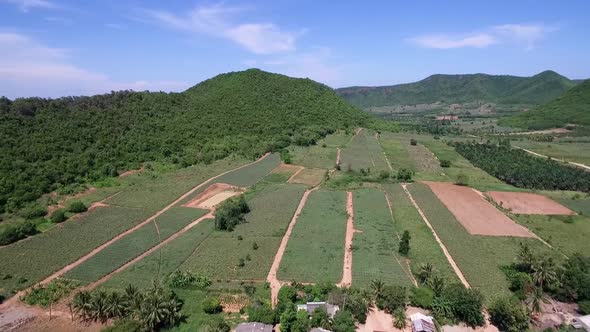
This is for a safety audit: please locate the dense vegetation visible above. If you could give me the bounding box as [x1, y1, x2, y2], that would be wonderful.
[454, 142, 590, 192]
[214, 195, 250, 231]
[500, 79, 590, 130]
[336, 70, 576, 108]
[0, 69, 367, 214]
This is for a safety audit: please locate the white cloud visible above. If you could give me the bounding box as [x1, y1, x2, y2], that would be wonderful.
[410, 23, 555, 50]
[409, 33, 496, 49]
[0, 32, 189, 98]
[1, 0, 56, 12]
[144, 3, 299, 54]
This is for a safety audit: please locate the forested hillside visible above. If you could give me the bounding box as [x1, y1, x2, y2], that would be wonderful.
[0, 69, 367, 213]
[499, 79, 590, 130]
[336, 70, 576, 108]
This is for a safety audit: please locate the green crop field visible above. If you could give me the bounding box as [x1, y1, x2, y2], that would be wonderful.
[289, 145, 337, 169]
[383, 184, 458, 282]
[101, 219, 215, 289]
[322, 130, 353, 147]
[63, 207, 209, 283]
[351, 189, 414, 287]
[179, 183, 306, 280]
[513, 214, 590, 257]
[341, 129, 390, 172]
[378, 132, 416, 171]
[278, 190, 348, 283]
[406, 183, 551, 302]
[0, 206, 152, 297]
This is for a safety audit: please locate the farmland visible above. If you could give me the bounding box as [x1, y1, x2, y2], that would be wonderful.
[514, 139, 590, 166]
[351, 189, 413, 287]
[406, 183, 551, 302]
[340, 129, 390, 172]
[288, 168, 326, 187]
[179, 183, 306, 280]
[63, 207, 209, 283]
[383, 184, 458, 282]
[278, 190, 348, 283]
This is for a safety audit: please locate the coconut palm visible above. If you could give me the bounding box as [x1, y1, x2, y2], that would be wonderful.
[517, 243, 536, 272]
[90, 290, 110, 323]
[526, 285, 549, 316]
[532, 256, 559, 289]
[417, 263, 435, 285]
[123, 284, 143, 317]
[427, 275, 445, 297]
[72, 291, 93, 322]
[393, 308, 407, 329]
[370, 279, 385, 300]
[106, 291, 127, 319]
[139, 290, 168, 332]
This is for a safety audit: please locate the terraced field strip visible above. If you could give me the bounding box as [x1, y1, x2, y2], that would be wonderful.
[405, 183, 552, 302]
[351, 188, 415, 288]
[383, 184, 458, 282]
[0, 154, 271, 308]
[100, 219, 215, 290]
[267, 186, 318, 306]
[378, 132, 416, 172]
[179, 183, 306, 283]
[340, 128, 390, 172]
[64, 207, 209, 283]
[277, 190, 348, 283]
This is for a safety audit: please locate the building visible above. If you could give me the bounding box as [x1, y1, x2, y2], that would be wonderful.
[410, 312, 436, 332]
[296, 302, 340, 318]
[235, 322, 273, 332]
[572, 315, 590, 331]
[310, 328, 332, 332]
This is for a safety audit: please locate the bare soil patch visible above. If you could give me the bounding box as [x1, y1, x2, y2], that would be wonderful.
[288, 168, 326, 187]
[118, 167, 144, 178]
[182, 183, 245, 209]
[338, 192, 356, 287]
[424, 182, 533, 237]
[487, 191, 575, 215]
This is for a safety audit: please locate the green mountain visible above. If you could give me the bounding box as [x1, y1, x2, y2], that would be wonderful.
[500, 79, 590, 130]
[336, 70, 576, 108]
[0, 69, 366, 213]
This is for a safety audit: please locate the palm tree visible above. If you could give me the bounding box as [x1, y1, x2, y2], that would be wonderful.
[517, 242, 535, 272]
[72, 291, 93, 322]
[417, 263, 435, 285]
[123, 284, 143, 318]
[526, 285, 548, 316]
[427, 275, 445, 297]
[532, 256, 558, 290]
[139, 290, 168, 332]
[90, 291, 109, 323]
[107, 291, 127, 319]
[393, 308, 407, 329]
[431, 297, 453, 319]
[370, 279, 385, 300]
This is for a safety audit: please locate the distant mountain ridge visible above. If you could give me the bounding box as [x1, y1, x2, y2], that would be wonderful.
[336, 70, 577, 108]
[500, 79, 590, 130]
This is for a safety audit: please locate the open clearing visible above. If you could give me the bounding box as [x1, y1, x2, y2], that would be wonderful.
[406, 183, 551, 302]
[351, 189, 414, 287]
[425, 182, 533, 237]
[287, 167, 326, 186]
[278, 190, 348, 283]
[183, 183, 245, 209]
[487, 191, 575, 215]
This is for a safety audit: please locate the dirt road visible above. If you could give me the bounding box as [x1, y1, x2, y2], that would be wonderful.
[338, 192, 355, 287]
[515, 146, 590, 171]
[401, 184, 471, 288]
[267, 187, 318, 307]
[0, 153, 271, 310]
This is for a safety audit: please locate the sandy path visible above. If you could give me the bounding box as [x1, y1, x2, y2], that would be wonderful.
[0, 153, 271, 310]
[338, 192, 356, 287]
[286, 165, 305, 183]
[84, 212, 214, 291]
[267, 187, 319, 307]
[515, 146, 590, 171]
[383, 191, 418, 287]
[336, 148, 341, 166]
[401, 184, 471, 288]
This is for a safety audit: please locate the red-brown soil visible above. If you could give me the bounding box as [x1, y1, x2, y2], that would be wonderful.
[182, 183, 245, 209]
[487, 191, 575, 215]
[338, 191, 356, 287]
[118, 167, 145, 178]
[424, 182, 533, 237]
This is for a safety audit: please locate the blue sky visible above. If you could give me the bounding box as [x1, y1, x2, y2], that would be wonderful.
[1, 0, 589, 98]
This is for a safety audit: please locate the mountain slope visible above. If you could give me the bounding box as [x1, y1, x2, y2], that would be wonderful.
[499, 79, 590, 130]
[336, 71, 576, 108]
[0, 69, 366, 213]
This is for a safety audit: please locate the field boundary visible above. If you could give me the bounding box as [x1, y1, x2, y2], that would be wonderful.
[514, 146, 590, 171]
[401, 184, 471, 288]
[338, 191, 356, 287]
[0, 153, 271, 309]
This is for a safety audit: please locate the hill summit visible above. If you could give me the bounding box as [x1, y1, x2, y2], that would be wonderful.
[336, 70, 576, 108]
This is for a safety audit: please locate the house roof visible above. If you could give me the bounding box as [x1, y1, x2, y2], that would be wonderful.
[572, 315, 590, 330]
[236, 322, 273, 332]
[296, 302, 340, 318]
[410, 313, 435, 332]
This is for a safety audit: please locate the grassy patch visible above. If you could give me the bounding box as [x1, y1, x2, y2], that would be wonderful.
[351, 189, 413, 287]
[514, 140, 590, 166]
[383, 184, 458, 282]
[288, 168, 326, 187]
[341, 129, 390, 172]
[289, 145, 337, 169]
[63, 207, 209, 283]
[378, 132, 416, 171]
[278, 190, 348, 283]
[406, 183, 551, 303]
[101, 219, 215, 289]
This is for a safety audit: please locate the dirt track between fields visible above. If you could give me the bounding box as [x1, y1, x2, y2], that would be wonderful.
[401, 184, 471, 288]
[267, 186, 318, 307]
[515, 146, 590, 171]
[0, 153, 271, 310]
[182, 183, 244, 209]
[336, 148, 341, 166]
[424, 181, 534, 237]
[338, 192, 356, 287]
[487, 191, 575, 215]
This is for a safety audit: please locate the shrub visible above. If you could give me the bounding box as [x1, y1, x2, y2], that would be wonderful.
[398, 230, 411, 256]
[19, 203, 47, 220]
[455, 172, 469, 186]
[442, 283, 485, 327]
[247, 304, 277, 325]
[376, 285, 407, 313]
[204, 316, 230, 332]
[440, 159, 451, 168]
[0, 221, 37, 245]
[68, 201, 87, 213]
[252, 242, 259, 250]
[168, 271, 211, 289]
[579, 301, 590, 315]
[410, 139, 418, 146]
[202, 297, 223, 314]
[215, 195, 250, 231]
[379, 170, 390, 179]
[410, 287, 434, 309]
[50, 209, 67, 223]
[489, 297, 530, 332]
[396, 169, 413, 182]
